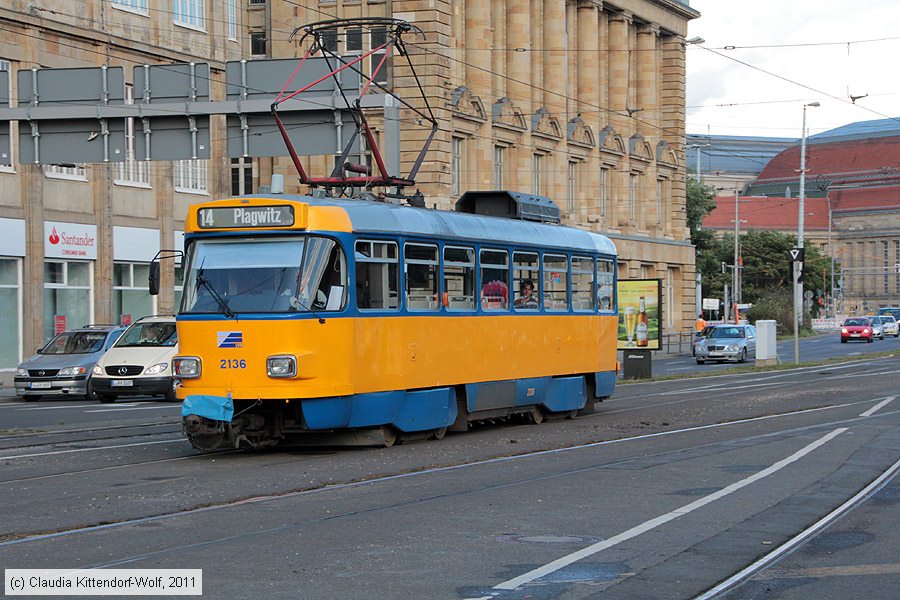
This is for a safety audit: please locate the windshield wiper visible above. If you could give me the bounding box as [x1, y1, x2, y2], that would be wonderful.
[196, 269, 236, 319]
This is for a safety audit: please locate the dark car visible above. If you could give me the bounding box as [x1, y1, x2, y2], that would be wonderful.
[14, 325, 126, 401]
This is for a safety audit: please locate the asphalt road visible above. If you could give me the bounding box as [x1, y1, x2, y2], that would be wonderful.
[652, 331, 900, 377]
[0, 355, 897, 599]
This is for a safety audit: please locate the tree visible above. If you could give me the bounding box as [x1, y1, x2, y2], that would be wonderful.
[686, 177, 717, 246]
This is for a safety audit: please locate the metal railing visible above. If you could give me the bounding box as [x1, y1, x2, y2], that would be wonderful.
[661, 331, 697, 355]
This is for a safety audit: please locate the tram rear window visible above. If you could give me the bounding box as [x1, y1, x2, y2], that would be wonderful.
[356, 240, 399, 310]
[597, 259, 615, 311]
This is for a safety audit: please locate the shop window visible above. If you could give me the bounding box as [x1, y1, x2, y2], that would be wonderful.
[0, 258, 22, 368]
[113, 262, 154, 324]
[43, 261, 92, 342]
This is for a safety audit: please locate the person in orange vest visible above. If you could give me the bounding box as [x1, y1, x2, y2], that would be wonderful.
[695, 313, 707, 332]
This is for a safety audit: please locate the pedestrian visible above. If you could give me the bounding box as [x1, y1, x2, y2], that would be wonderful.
[695, 313, 707, 332]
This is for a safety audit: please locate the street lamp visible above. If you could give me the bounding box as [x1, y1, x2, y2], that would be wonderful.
[794, 101, 819, 364]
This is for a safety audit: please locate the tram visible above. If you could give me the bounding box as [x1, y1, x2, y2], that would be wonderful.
[160, 191, 618, 450]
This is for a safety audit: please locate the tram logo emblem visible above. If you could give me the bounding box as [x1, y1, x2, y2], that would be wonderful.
[217, 331, 243, 348]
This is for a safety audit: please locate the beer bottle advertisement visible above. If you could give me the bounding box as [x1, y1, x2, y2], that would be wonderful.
[616, 279, 662, 350]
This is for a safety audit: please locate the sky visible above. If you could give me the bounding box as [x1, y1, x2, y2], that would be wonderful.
[685, 0, 900, 139]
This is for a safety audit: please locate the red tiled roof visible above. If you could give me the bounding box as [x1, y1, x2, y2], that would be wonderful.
[757, 135, 900, 181]
[829, 185, 900, 213]
[703, 196, 830, 231]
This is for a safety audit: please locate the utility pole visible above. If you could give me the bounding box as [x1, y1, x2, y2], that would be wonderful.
[794, 101, 819, 364]
[733, 188, 740, 318]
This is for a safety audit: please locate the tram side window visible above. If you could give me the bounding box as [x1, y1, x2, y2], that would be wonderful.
[355, 240, 399, 310]
[571, 256, 594, 312]
[543, 254, 568, 311]
[597, 258, 615, 311]
[513, 251, 540, 310]
[444, 246, 475, 311]
[405, 243, 439, 311]
[480, 249, 509, 311]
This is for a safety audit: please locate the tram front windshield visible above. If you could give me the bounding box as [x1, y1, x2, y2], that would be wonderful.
[182, 236, 339, 315]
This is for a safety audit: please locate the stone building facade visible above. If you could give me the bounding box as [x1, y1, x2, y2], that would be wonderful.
[0, 0, 246, 378]
[261, 0, 701, 336]
[0, 0, 700, 380]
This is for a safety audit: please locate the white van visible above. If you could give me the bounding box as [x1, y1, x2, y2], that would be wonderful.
[89, 316, 178, 403]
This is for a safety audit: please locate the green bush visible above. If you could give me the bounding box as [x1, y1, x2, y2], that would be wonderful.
[746, 289, 794, 329]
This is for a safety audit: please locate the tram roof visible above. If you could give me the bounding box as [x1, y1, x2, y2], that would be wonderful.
[242, 195, 618, 256]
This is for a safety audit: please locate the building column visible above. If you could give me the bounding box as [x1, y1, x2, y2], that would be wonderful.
[154, 163, 176, 315]
[635, 23, 659, 139]
[577, 1, 600, 223]
[661, 34, 687, 240]
[607, 11, 631, 133]
[507, 0, 531, 189]
[530, 0, 543, 108]
[22, 165, 44, 353]
[544, 0, 567, 201]
[466, 0, 493, 190]
[491, 0, 506, 100]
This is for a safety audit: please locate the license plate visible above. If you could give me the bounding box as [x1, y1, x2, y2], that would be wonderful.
[111, 379, 134, 387]
[850, 334, 860, 337]
[30, 382, 51, 389]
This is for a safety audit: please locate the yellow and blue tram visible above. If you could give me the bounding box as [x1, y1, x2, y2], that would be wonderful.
[169, 193, 618, 450]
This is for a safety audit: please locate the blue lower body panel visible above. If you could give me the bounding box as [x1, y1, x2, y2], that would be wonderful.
[594, 371, 616, 398]
[302, 388, 457, 433]
[543, 376, 587, 412]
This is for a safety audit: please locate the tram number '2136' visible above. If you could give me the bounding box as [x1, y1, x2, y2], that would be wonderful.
[221, 359, 247, 369]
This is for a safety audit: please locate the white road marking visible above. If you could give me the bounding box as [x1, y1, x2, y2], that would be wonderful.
[0, 439, 183, 461]
[694, 455, 900, 599]
[484, 428, 847, 593]
[860, 396, 895, 417]
[85, 405, 176, 413]
[667, 367, 693, 371]
[19, 403, 139, 411]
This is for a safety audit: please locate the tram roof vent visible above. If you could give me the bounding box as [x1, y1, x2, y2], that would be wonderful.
[454, 191, 561, 224]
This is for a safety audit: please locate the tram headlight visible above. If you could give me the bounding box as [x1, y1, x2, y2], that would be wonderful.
[267, 355, 297, 378]
[173, 357, 201, 379]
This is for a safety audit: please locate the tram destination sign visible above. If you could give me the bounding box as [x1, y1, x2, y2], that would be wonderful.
[198, 206, 295, 229]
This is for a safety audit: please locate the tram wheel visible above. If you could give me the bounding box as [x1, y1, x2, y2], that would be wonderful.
[527, 407, 545, 425]
[430, 427, 448, 440]
[381, 425, 398, 448]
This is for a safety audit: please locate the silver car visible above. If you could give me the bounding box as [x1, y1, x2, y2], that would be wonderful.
[879, 314, 900, 337]
[14, 325, 126, 401]
[695, 324, 757, 364]
[866, 316, 886, 340]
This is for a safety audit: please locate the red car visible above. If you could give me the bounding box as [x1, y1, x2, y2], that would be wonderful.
[841, 317, 873, 343]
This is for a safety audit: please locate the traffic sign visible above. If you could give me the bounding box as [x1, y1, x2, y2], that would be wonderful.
[788, 247, 804, 262]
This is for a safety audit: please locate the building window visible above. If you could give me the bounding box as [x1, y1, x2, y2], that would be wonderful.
[44, 164, 87, 181]
[493, 145, 504, 189]
[567, 161, 578, 212]
[114, 263, 154, 325]
[628, 173, 638, 222]
[0, 60, 12, 173]
[0, 258, 22, 369]
[114, 85, 150, 187]
[883, 240, 890, 295]
[231, 157, 253, 196]
[250, 32, 266, 56]
[43, 261, 93, 342]
[112, 0, 148, 13]
[174, 159, 208, 194]
[451, 137, 463, 197]
[532, 154, 543, 195]
[249, 0, 266, 5]
[173, 0, 205, 30]
[346, 28, 363, 54]
[370, 27, 390, 87]
[599, 167, 609, 217]
[227, 0, 238, 39]
[656, 179, 663, 225]
[895, 240, 900, 295]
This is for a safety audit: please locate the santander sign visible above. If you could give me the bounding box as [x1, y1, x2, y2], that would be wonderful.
[44, 222, 98, 260]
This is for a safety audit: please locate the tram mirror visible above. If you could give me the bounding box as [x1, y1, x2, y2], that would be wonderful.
[149, 261, 160, 296]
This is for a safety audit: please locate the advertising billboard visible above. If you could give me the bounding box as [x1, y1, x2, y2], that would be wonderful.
[617, 279, 662, 351]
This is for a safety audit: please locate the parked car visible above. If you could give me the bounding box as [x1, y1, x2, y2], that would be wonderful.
[879, 314, 899, 337]
[840, 317, 873, 343]
[866, 316, 886, 340]
[14, 325, 126, 401]
[695, 324, 757, 364]
[876, 306, 900, 321]
[89, 316, 179, 403]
